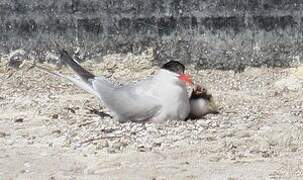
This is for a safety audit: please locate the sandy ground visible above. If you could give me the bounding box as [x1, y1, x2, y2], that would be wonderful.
[1, 51, 303, 180]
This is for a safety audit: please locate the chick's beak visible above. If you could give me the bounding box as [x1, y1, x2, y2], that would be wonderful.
[179, 73, 193, 86]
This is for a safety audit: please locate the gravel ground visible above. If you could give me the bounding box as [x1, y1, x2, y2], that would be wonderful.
[1, 50, 303, 179]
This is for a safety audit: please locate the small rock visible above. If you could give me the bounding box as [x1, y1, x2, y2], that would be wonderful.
[291, 147, 298, 152]
[20, 169, 27, 174]
[65, 107, 76, 114]
[52, 130, 61, 135]
[49, 176, 56, 180]
[209, 155, 221, 162]
[0, 132, 9, 138]
[137, 145, 152, 152]
[205, 136, 216, 141]
[153, 142, 162, 147]
[52, 114, 59, 119]
[14, 118, 24, 123]
[262, 152, 271, 158]
[7, 49, 27, 68]
[107, 147, 118, 154]
[152, 176, 166, 180]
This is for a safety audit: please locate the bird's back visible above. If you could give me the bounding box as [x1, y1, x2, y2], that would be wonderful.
[92, 76, 162, 122]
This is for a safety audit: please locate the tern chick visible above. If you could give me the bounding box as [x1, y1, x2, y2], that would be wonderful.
[188, 84, 219, 119]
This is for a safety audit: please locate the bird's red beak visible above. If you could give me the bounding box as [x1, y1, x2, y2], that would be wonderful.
[179, 73, 193, 86]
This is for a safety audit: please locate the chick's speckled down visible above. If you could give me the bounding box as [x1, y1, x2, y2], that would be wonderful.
[188, 84, 219, 119]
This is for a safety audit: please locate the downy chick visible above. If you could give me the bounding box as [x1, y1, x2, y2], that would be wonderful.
[188, 84, 219, 119]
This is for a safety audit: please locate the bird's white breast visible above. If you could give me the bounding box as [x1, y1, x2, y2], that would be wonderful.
[152, 70, 190, 121]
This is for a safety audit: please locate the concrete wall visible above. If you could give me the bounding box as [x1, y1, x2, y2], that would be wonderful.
[1, 0, 303, 70]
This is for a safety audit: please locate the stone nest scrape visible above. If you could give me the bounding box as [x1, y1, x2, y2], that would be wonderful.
[1, 50, 303, 162]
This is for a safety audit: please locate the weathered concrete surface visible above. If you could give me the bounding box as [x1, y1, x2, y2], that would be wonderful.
[1, 0, 303, 70]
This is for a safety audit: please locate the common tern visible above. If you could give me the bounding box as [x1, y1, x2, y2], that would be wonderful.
[39, 48, 193, 123]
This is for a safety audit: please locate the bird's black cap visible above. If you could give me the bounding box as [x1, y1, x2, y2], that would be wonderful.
[161, 61, 185, 74]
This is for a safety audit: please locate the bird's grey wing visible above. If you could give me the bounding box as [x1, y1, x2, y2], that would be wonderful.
[92, 78, 161, 122]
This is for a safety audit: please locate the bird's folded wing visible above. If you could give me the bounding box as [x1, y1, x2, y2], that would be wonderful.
[92, 78, 161, 122]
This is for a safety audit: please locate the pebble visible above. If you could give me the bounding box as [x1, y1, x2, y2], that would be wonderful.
[14, 118, 24, 123]
[208, 155, 222, 162]
[0, 132, 9, 138]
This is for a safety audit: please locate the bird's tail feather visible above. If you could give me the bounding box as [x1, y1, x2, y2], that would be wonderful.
[35, 65, 99, 97]
[53, 42, 95, 83]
